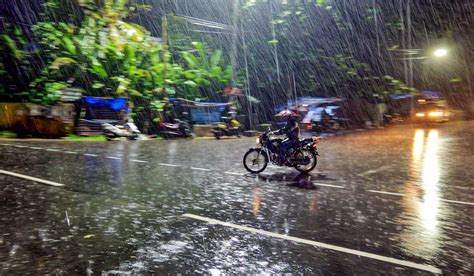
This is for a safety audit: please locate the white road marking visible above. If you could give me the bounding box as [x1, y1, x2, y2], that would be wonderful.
[159, 163, 181, 167]
[225, 171, 244, 176]
[368, 190, 404, 196]
[182, 213, 442, 274]
[131, 159, 148, 163]
[30, 147, 43, 150]
[0, 169, 65, 187]
[65, 211, 70, 227]
[191, 167, 211, 171]
[358, 165, 391, 177]
[84, 153, 98, 157]
[46, 148, 61, 152]
[106, 156, 122, 160]
[0, 143, 10, 146]
[313, 182, 345, 189]
[13, 145, 27, 148]
[439, 199, 474, 206]
[368, 190, 473, 206]
[65, 151, 77, 154]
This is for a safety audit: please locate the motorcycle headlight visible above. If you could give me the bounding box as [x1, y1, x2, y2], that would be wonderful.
[256, 137, 261, 144]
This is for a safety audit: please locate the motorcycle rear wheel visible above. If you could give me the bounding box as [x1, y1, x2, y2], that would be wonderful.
[243, 149, 268, 173]
[294, 149, 318, 173]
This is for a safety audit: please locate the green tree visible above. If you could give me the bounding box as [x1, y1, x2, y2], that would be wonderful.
[24, 0, 233, 112]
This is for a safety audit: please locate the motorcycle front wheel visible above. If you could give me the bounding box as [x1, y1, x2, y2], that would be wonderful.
[294, 149, 318, 173]
[243, 149, 268, 174]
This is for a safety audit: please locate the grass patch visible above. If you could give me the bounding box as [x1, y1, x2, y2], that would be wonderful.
[0, 131, 17, 138]
[62, 134, 107, 141]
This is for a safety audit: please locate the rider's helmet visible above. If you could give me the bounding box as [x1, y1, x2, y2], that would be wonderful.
[287, 109, 299, 123]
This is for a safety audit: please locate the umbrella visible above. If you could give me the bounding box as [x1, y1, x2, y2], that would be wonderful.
[275, 110, 300, 117]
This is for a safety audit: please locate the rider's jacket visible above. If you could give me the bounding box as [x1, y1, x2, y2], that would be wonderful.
[278, 120, 300, 141]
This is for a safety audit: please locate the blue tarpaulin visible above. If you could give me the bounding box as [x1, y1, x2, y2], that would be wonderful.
[190, 108, 221, 124]
[388, 94, 416, 100]
[83, 96, 128, 111]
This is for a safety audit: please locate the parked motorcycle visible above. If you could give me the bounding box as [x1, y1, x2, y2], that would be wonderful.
[211, 116, 242, 139]
[243, 130, 320, 173]
[102, 120, 140, 140]
[158, 119, 193, 138]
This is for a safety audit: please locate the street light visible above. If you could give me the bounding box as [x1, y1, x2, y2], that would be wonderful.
[433, 48, 448, 58]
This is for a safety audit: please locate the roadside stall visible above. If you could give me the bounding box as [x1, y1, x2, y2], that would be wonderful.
[173, 98, 232, 137]
[74, 96, 129, 136]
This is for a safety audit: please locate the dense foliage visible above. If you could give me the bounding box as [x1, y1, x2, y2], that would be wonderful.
[1, 0, 472, 124]
[0, 0, 232, 113]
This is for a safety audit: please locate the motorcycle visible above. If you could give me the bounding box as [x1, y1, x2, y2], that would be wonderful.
[158, 119, 193, 138]
[211, 116, 242, 139]
[102, 121, 140, 141]
[311, 114, 341, 134]
[243, 130, 320, 173]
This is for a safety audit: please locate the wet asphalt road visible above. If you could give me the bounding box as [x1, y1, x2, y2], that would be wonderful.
[0, 121, 473, 274]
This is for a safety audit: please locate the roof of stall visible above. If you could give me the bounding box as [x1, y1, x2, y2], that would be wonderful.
[174, 98, 232, 108]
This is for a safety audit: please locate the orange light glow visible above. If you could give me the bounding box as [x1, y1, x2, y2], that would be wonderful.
[428, 111, 443, 117]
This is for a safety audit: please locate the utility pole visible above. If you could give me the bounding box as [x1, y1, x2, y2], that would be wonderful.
[373, 0, 380, 57]
[292, 72, 297, 105]
[162, 15, 169, 97]
[407, 0, 413, 88]
[270, 0, 280, 83]
[242, 20, 253, 130]
[399, 0, 408, 85]
[230, 0, 240, 86]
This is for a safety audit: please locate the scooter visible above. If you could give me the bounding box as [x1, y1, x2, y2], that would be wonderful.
[158, 119, 193, 138]
[211, 116, 242, 139]
[102, 121, 140, 140]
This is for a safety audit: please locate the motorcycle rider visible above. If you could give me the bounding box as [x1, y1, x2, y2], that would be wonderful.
[277, 111, 300, 165]
[321, 108, 331, 125]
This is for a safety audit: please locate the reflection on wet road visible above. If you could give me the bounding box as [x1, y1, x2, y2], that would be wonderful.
[400, 129, 444, 259]
[0, 121, 473, 274]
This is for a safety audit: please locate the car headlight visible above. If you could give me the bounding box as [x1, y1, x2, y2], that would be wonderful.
[428, 111, 443, 117]
[416, 112, 425, 117]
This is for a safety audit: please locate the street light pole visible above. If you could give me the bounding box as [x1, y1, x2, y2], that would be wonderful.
[373, 0, 380, 57]
[399, 0, 408, 86]
[230, 0, 240, 86]
[270, 0, 280, 84]
[407, 0, 414, 88]
[242, 20, 253, 130]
